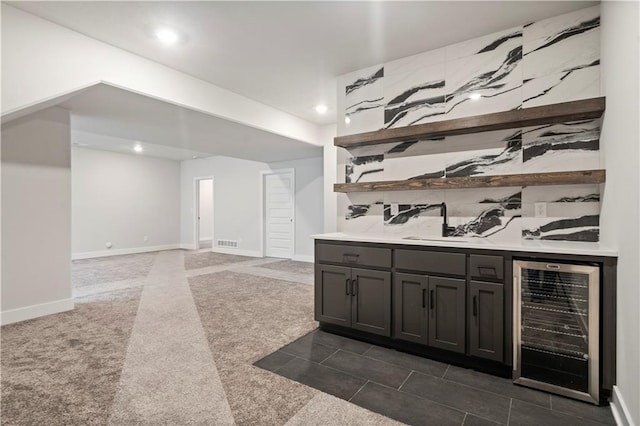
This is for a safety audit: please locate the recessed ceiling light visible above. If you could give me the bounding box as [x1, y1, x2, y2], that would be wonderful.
[134, 144, 143, 153]
[155, 27, 179, 45]
[345, 116, 351, 124]
[469, 93, 482, 101]
[315, 104, 328, 114]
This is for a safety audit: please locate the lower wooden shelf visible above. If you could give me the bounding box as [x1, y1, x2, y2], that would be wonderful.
[333, 169, 606, 192]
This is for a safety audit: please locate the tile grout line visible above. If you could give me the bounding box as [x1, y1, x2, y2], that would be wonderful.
[317, 349, 340, 365]
[397, 370, 414, 391]
[461, 412, 468, 426]
[348, 380, 370, 402]
[507, 398, 513, 425]
[442, 364, 450, 378]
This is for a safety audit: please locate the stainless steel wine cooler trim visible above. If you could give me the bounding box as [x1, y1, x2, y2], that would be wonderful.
[513, 260, 600, 404]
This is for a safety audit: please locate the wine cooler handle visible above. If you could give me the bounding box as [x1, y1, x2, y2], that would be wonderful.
[546, 264, 561, 270]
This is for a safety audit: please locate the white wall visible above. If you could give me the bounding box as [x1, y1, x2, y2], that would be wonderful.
[181, 155, 324, 260]
[181, 156, 268, 256]
[268, 157, 324, 261]
[320, 123, 338, 233]
[71, 147, 181, 257]
[600, 2, 640, 424]
[0, 4, 321, 146]
[1, 107, 73, 324]
[198, 179, 214, 241]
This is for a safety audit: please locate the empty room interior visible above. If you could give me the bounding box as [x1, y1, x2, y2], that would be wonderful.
[1, 2, 639, 425]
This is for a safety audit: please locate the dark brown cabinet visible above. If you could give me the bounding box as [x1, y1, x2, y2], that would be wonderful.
[394, 273, 466, 353]
[394, 273, 428, 344]
[468, 281, 504, 362]
[315, 264, 391, 337]
[428, 276, 466, 353]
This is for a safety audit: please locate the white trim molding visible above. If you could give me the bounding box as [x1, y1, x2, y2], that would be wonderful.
[1, 298, 74, 326]
[211, 247, 262, 258]
[72, 244, 181, 260]
[611, 385, 634, 426]
[292, 254, 314, 263]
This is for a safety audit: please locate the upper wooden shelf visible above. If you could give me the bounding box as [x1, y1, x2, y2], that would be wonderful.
[334, 97, 606, 149]
[334, 170, 606, 193]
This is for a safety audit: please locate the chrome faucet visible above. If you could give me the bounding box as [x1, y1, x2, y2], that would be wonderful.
[438, 203, 456, 237]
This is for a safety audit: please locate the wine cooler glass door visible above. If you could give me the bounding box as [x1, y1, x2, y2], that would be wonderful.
[514, 260, 599, 404]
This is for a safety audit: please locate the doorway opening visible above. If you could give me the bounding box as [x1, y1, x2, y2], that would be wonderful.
[195, 177, 214, 250]
[261, 169, 295, 259]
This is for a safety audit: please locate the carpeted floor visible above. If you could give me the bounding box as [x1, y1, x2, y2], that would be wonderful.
[1, 250, 396, 425]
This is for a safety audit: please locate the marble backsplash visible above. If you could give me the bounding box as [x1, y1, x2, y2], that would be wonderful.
[336, 5, 602, 243]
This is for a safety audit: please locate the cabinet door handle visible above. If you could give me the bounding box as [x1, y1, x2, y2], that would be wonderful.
[430, 290, 434, 310]
[422, 289, 426, 308]
[473, 295, 478, 317]
[346, 278, 351, 295]
[353, 279, 358, 296]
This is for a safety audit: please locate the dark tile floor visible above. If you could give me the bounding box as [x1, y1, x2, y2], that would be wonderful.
[255, 329, 615, 426]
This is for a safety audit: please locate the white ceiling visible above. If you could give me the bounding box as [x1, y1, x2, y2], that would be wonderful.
[62, 84, 322, 163]
[11, 1, 598, 125]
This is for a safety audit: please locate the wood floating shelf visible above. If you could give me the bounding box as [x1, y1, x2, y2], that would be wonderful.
[333, 170, 606, 193]
[334, 97, 606, 149]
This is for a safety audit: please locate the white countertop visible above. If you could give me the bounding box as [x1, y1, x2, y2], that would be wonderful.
[312, 232, 617, 257]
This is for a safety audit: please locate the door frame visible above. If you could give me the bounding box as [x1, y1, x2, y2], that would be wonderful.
[193, 176, 215, 250]
[259, 168, 295, 258]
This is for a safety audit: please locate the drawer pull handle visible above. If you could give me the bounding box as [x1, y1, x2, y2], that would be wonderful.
[422, 289, 426, 309]
[430, 290, 435, 310]
[346, 278, 351, 295]
[546, 264, 561, 270]
[478, 266, 497, 277]
[473, 295, 478, 317]
[343, 253, 360, 264]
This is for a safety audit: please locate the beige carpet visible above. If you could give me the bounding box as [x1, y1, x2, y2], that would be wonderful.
[1, 251, 400, 425]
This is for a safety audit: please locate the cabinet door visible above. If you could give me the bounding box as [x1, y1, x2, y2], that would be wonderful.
[469, 281, 504, 362]
[351, 268, 392, 337]
[394, 273, 428, 344]
[315, 265, 352, 327]
[428, 276, 466, 353]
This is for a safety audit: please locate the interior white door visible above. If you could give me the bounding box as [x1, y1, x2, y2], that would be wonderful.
[265, 172, 294, 258]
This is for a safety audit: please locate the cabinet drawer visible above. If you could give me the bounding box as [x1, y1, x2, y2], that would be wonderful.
[395, 249, 465, 276]
[470, 255, 504, 281]
[316, 243, 392, 268]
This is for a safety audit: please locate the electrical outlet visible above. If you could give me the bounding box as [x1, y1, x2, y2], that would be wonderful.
[534, 202, 547, 218]
[390, 203, 399, 216]
[143, 236, 148, 242]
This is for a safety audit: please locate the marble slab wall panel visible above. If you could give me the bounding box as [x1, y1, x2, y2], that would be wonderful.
[445, 187, 523, 242]
[335, 6, 602, 242]
[384, 63, 446, 128]
[521, 119, 600, 173]
[340, 65, 385, 136]
[445, 30, 523, 120]
[522, 5, 600, 108]
[338, 193, 384, 234]
[382, 190, 446, 238]
[521, 184, 600, 242]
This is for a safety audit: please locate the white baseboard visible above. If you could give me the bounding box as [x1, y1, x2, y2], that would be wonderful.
[180, 243, 197, 250]
[292, 254, 314, 263]
[1, 298, 74, 326]
[211, 247, 262, 257]
[72, 244, 181, 260]
[199, 239, 212, 243]
[611, 385, 634, 426]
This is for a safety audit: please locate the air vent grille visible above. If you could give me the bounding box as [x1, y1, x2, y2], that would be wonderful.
[217, 239, 238, 248]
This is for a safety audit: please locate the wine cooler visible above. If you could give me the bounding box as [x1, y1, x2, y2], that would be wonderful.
[513, 260, 600, 404]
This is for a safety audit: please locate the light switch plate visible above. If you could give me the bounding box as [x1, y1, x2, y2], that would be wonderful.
[534, 202, 547, 218]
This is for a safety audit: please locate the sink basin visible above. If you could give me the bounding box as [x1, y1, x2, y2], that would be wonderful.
[402, 236, 473, 243]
